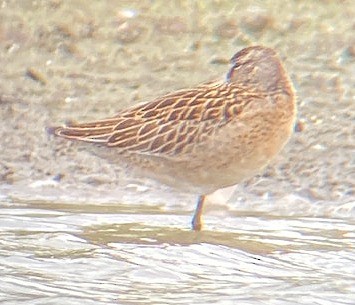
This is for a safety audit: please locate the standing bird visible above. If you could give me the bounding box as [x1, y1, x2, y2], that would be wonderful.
[48, 46, 297, 231]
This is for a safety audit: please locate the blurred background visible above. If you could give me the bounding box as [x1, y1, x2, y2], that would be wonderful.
[0, 1, 354, 304]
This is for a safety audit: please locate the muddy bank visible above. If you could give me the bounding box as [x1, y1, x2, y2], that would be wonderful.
[0, 0, 354, 210]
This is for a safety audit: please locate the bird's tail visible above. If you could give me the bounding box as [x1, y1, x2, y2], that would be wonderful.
[46, 118, 119, 144]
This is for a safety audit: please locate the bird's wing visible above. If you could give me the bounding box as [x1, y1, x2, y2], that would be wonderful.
[50, 81, 243, 157]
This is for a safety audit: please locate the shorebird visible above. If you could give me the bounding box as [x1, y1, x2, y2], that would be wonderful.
[48, 46, 297, 231]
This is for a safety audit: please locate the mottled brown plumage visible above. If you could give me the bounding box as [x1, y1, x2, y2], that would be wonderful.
[49, 46, 297, 230]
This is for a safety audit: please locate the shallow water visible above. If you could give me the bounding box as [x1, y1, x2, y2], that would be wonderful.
[0, 0, 354, 304]
[1, 198, 354, 304]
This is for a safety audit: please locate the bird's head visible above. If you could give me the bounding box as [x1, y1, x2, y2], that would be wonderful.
[226, 46, 290, 93]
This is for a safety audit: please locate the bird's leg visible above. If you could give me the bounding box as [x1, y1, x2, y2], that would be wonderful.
[191, 195, 205, 231]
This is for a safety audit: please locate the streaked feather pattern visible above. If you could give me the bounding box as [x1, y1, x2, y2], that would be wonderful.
[48, 46, 297, 230]
[50, 80, 255, 156]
